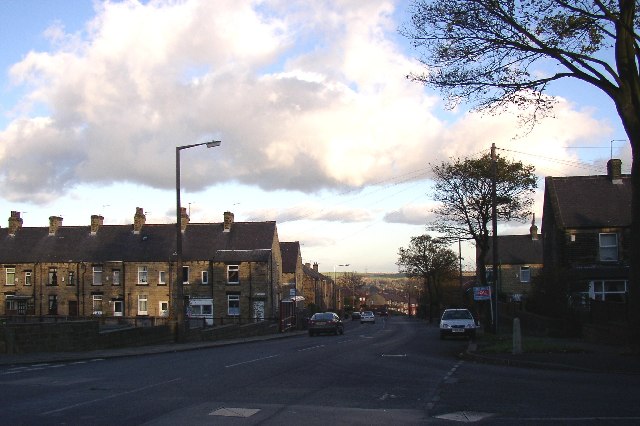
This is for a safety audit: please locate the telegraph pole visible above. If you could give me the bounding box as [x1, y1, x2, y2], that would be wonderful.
[491, 143, 499, 334]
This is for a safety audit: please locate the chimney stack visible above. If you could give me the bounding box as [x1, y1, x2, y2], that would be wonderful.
[180, 207, 189, 232]
[90, 215, 104, 235]
[529, 214, 538, 240]
[607, 159, 622, 183]
[133, 207, 146, 234]
[223, 211, 234, 232]
[49, 216, 63, 235]
[313, 262, 319, 272]
[8, 211, 23, 236]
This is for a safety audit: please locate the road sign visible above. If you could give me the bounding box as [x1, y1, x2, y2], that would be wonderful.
[473, 286, 491, 301]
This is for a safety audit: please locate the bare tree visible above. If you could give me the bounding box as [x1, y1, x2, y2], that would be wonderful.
[402, 0, 640, 328]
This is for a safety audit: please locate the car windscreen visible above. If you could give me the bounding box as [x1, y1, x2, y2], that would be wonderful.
[312, 313, 334, 320]
[442, 310, 473, 320]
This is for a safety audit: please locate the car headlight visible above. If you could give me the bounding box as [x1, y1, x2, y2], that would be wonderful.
[440, 323, 450, 329]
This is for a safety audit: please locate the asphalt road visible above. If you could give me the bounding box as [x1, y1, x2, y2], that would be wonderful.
[1, 318, 639, 425]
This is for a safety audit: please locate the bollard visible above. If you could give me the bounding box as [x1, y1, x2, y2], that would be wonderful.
[512, 317, 522, 354]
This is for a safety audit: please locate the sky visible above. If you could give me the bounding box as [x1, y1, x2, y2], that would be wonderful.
[0, 0, 633, 273]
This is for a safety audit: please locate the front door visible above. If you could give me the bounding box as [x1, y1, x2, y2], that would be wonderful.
[68, 300, 78, 316]
[252, 301, 265, 321]
[113, 300, 123, 317]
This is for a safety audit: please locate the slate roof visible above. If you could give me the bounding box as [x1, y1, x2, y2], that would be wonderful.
[280, 242, 300, 273]
[302, 263, 330, 281]
[487, 234, 543, 265]
[544, 174, 632, 229]
[0, 221, 277, 264]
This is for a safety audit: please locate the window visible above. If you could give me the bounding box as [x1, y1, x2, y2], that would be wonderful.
[93, 266, 103, 285]
[182, 266, 189, 284]
[599, 233, 618, 261]
[112, 270, 120, 286]
[138, 295, 148, 315]
[201, 270, 209, 284]
[48, 295, 58, 315]
[92, 295, 103, 316]
[67, 271, 75, 286]
[519, 266, 531, 283]
[227, 265, 239, 284]
[25, 271, 32, 286]
[138, 266, 148, 284]
[5, 267, 15, 286]
[159, 271, 166, 285]
[48, 268, 58, 286]
[227, 294, 240, 316]
[588, 280, 628, 302]
[159, 301, 169, 317]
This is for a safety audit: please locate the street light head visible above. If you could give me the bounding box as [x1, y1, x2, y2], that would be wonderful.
[206, 140, 222, 148]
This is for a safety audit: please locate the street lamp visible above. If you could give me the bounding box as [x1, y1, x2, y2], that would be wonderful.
[174, 139, 221, 342]
[333, 264, 349, 311]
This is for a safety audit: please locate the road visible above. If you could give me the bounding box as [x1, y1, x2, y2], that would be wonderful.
[1, 317, 639, 425]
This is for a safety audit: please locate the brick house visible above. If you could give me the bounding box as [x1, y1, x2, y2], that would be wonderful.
[0, 209, 283, 324]
[541, 159, 631, 305]
[482, 218, 543, 301]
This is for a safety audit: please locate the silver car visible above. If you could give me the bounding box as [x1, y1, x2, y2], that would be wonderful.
[439, 308, 477, 339]
[360, 311, 375, 324]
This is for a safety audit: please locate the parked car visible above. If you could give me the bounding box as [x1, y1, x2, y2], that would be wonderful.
[351, 311, 361, 320]
[360, 311, 375, 324]
[308, 312, 344, 336]
[439, 308, 477, 340]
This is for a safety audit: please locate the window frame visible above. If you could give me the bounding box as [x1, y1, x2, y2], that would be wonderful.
[92, 266, 103, 286]
[92, 294, 103, 316]
[138, 266, 148, 285]
[67, 271, 75, 286]
[227, 265, 240, 284]
[519, 266, 531, 283]
[5, 267, 16, 286]
[24, 271, 32, 286]
[159, 270, 166, 285]
[227, 294, 240, 316]
[48, 268, 58, 286]
[138, 294, 148, 315]
[182, 266, 189, 284]
[201, 270, 209, 285]
[599, 233, 619, 262]
[112, 269, 121, 286]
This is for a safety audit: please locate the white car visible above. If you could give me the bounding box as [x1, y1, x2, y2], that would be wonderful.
[439, 308, 477, 339]
[360, 311, 375, 324]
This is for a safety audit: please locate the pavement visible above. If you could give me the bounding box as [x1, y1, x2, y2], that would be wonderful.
[1, 328, 639, 375]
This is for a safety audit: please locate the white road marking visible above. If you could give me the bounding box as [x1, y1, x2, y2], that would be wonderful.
[224, 354, 279, 368]
[297, 345, 325, 352]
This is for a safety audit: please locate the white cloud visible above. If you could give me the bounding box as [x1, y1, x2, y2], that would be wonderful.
[0, 0, 618, 208]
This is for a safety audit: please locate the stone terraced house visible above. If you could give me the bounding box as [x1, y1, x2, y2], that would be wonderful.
[0, 208, 285, 325]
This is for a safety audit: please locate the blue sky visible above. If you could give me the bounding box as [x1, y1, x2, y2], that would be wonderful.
[0, 0, 632, 273]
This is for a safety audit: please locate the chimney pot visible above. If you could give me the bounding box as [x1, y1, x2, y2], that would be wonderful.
[180, 207, 189, 232]
[49, 216, 63, 235]
[133, 207, 146, 234]
[223, 211, 234, 232]
[8, 211, 23, 236]
[607, 159, 622, 183]
[91, 214, 104, 235]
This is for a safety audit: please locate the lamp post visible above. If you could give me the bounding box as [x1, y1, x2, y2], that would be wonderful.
[174, 140, 221, 342]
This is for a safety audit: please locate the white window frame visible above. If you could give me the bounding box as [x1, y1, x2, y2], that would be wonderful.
[138, 294, 148, 315]
[138, 266, 148, 284]
[159, 301, 169, 317]
[201, 270, 209, 284]
[92, 266, 103, 286]
[48, 268, 58, 286]
[159, 271, 166, 285]
[587, 280, 628, 302]
[519, 266, 531, 283]
[24, 271, 32, 286]
[67, 271, 75, 286]
[599, 233, 618, 262]
[92, 295, 103, 316]
[227, 294, 240, 316]
[227, 265, 239, 284]
[5, 267, 15, 286]
[112, 270, 120, 286]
